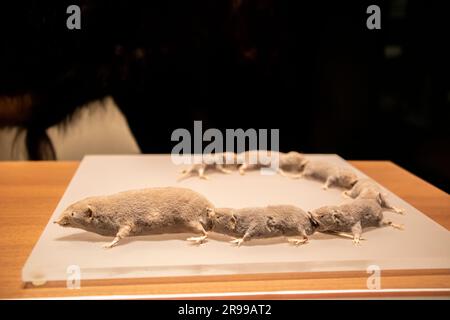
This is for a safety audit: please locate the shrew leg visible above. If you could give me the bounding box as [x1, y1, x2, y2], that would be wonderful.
[380, 219, 404, 230]
[197, 166, 209, 180]
[288, 229, 309, 246]
[186, 221, 208, 244]
[323, 176, 336, 190]
[278, 168, 303, 179]
[351, 221, 362, 246]
[238, 163, 248, 175]
[177, 167, 194, 181]
[342, 190, 353, 199]
[230, 224, 259, 247]
[216, 164, 233, 174]
[379, 193, 404, 215]
[103, 225, 132, 249]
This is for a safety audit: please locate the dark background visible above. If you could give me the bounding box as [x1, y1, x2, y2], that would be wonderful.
[0, 0, 449, 192]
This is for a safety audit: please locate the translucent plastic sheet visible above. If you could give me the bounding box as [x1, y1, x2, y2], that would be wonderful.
[22, 155, 450, 284]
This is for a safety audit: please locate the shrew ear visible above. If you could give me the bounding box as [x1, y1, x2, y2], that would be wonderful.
[375, 193, 383, 206]
[86, 205, 93, 218]
[206, 207, 215, 219]
[230, 214, 237, 230]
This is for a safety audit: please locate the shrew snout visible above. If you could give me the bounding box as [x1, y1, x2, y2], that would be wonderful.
[54, 210, 72, 226]
[54, 216, 70, 226]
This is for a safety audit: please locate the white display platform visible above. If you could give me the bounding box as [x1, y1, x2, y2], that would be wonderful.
[22, 155, 450, 284]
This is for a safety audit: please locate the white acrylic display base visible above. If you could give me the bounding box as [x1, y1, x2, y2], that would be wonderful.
[22, 155, 450, 285]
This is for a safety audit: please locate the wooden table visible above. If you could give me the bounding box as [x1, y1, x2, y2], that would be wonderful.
[0, 161, 449, 299]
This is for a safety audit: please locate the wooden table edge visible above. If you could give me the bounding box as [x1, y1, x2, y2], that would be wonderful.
[1, 160, 449, 299]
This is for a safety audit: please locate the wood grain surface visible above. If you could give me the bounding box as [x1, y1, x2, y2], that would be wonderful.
[0, 161, 449, 299]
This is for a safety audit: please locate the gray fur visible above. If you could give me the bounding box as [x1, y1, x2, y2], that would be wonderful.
[343, 178, 404, 214]
[213, 205, 316, 246]
[300, 160, 358, 190]
[238, 150, 307, 177]
[178, 152, 238, 180]
[179, 151, 307, 180]
[54, 187, 215, 248]
[344, 178, 381, 198]
[311, 198, 403, 245]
